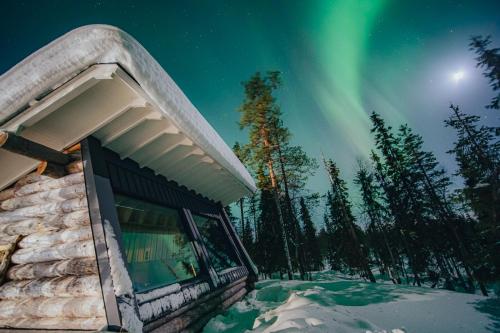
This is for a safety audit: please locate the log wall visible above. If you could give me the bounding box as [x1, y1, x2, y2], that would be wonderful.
[0, 139, 254, 332]
[0, 154, 106, 331]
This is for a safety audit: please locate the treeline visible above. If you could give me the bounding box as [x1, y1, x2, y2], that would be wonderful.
[228, 36, 499, 295]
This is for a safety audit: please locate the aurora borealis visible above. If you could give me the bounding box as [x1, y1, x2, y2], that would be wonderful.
[1, 0, 499, 202]
[305, 0, 387, 159]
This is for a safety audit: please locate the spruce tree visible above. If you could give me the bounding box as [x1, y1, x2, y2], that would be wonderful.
[233, 142, 249, 240]
[317, 226, 332, 269]
[299, 197, 322, 275]
[324, 158, 376, 282]
[354, 161, 400, 283]
[470, 35, 500, 110]
[322, 197, 339, 270]
[445, 105, 500, 286]
[398, 125, 463, 290]
[270, 116, 318, 279]
[371, 115, 430, 285]
[254, 165, 287, 277]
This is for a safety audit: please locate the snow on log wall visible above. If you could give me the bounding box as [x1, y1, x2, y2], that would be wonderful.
[0, 157, 106, 330]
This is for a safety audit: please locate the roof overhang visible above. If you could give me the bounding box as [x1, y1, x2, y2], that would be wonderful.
[0, 26, 256, 205]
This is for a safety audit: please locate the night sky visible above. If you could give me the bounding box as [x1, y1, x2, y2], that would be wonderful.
[1, 0, 499, 217]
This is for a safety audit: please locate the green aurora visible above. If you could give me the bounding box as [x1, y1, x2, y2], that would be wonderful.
[308, 0, 389, 158]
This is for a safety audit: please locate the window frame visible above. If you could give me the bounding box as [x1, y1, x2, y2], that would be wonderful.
[112, 193, 206, 293]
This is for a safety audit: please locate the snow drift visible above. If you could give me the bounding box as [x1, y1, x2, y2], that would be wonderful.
[203, 272, 499, 333]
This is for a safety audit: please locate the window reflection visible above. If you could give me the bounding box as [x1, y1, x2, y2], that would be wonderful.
[115, 195, 201, 291]
[192, 214, 239, 272]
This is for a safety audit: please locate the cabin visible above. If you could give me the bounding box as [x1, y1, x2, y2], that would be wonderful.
[0, 25, 257, 332]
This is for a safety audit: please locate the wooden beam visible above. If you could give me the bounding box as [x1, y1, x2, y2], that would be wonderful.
[0, 131, 71, 165]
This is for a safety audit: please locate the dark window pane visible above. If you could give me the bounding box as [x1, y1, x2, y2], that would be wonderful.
[114, 195, 201, 292]
[192, 214, 239, 272]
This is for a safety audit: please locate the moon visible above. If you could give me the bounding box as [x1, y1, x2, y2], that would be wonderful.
[452, 70, 465, 83]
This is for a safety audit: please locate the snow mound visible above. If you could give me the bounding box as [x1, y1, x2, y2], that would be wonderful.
[203, 272, 499, 333]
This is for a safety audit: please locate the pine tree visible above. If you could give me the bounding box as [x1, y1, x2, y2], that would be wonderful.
[238, 71, 294, 279]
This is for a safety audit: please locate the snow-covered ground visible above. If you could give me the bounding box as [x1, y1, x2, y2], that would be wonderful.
[203, 272, 500, 333]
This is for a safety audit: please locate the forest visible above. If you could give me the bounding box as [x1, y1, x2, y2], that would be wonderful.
[227, 35, 500, 297]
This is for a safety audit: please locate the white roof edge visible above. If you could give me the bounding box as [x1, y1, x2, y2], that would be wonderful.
[0, 24, 256, 197]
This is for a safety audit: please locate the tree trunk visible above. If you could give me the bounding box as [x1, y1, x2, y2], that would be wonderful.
[478, 280, 489, 297]
[272, 190, 293, 280]
[399, 229, 421, 287]
[348, 223, 376, 283]
[435, 253, 454, 290]
[252, 195, 258, 243]
[262, 128, 293, 280]
[449, 256, 467, 289]
[372, 216, 399, 283]
[400, 256, 409, 284]
[276, 143, 305, 279]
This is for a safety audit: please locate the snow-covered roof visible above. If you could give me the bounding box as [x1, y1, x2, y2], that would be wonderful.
[0, 25, 256, 204]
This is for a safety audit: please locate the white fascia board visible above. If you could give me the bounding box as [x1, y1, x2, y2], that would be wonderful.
[2, 65, 118, 132]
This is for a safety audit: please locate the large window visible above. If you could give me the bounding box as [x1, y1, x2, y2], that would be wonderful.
[114, 195, 201, 292]
[192, 214, 240, 272]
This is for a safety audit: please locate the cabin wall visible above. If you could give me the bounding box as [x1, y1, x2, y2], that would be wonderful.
[0, 152, 106, 330]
